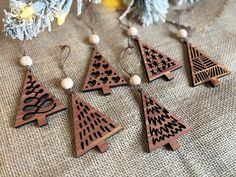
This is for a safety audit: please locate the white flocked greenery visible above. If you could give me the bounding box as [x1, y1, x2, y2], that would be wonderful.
[3, 0, 198, 40]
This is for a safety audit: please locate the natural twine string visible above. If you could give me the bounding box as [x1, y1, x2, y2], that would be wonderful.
[58, 45, 71, 79]
[119, 38, 136, 78]
[118, 36, 142, 93]
[78, 1, 100, 34]
[58, 45, 75, 94]
[20, 40, 27, 56]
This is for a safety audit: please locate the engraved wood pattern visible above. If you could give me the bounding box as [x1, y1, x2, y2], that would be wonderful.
[136, 39, 182, 82]
[71, 94, 123, 157]
[185, 41, 231, 87]
[15, 70, 66, 128]
[82, 47, 128, 95]
[141, 90, 192, 152]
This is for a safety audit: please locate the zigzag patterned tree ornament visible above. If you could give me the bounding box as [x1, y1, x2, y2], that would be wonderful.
[141, 90, 192, 151]
[136, 38, 182, 81]
[83, 47, 128, 95]
[15, 61, 66, 128]
[185, 40, 231, 87]
[118, 38, 192, 152]
[59, 45, 122, 157]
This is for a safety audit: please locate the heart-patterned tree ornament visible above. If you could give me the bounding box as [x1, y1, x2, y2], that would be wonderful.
[83, 47, 128, 95]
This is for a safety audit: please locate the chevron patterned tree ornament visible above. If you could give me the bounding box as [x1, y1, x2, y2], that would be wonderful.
[185, 40, 231, 87]
[176, 29, 231, 87]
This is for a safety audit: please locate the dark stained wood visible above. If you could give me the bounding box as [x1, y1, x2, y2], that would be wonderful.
[136, 38, 182, 82]
[185, 41, 231, 87]
[71, 93, 123, 157]
[169, 139, 181, 151]
[141, 90, 192, 152]
[15, 69, 66, 128]
[82, 47, 128, 95]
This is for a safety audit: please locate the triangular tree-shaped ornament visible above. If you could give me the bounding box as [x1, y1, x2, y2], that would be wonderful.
[141, 90, 192, 152]
[185, 41, 231, 87]
[82, 47, 128, 95]
[71, 94, 122, 157]
[15, 70, 66, 128]
[136, 39, 182, 82]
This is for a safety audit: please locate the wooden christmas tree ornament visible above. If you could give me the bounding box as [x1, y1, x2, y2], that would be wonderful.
[185, 41, 231, 87]
[141, 90, 192, 152]
[71, 93, 122, 157]
[119, 35, 192, 152]
[15, 69, 66, 128]
[82, 47, 128, 95]
[59, 45, 123, 157]
[126, 26, 182, 82]
[136, 38, 182, 82]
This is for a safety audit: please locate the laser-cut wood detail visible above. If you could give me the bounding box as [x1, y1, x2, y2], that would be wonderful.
[71, 94, 122, 157]
[82, 47, 128, 95]
[136, 39, 182, 82]
[185, 41, 231, 87]
[15, 69, 66, 128]
[141, 90, 192, 152]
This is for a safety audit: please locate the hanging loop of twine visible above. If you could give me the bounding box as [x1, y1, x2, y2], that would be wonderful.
[119, 37, 136, 77]
[58, 45, 75, 94]
[118, 37, 143, 93]
[166, 6, 196, 38]
[119, 0, 135, 29]
[59, 45, 71, 79]
[78, 1, 99, 34]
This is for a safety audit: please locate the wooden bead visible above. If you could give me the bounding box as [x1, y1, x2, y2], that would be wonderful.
[127, 26, 138, 37]
[89, 34, 100, 45]
[129, 75, 141, 86]
[176, 29, 188, 39]
[61, 78, 74, 89]
[20, 56, 33, 66]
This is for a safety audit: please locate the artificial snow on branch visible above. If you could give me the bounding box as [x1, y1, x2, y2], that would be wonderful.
[123, 0, 169, 26]
[3, 0, 101, 40]
[171, 0, 199, 6]
[3, 0, 199, 40]
[122, 0, 199, 26]
[4, 0, 65, 40]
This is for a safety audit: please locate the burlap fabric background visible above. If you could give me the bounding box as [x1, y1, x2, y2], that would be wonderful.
[0, 0, 236, 176]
